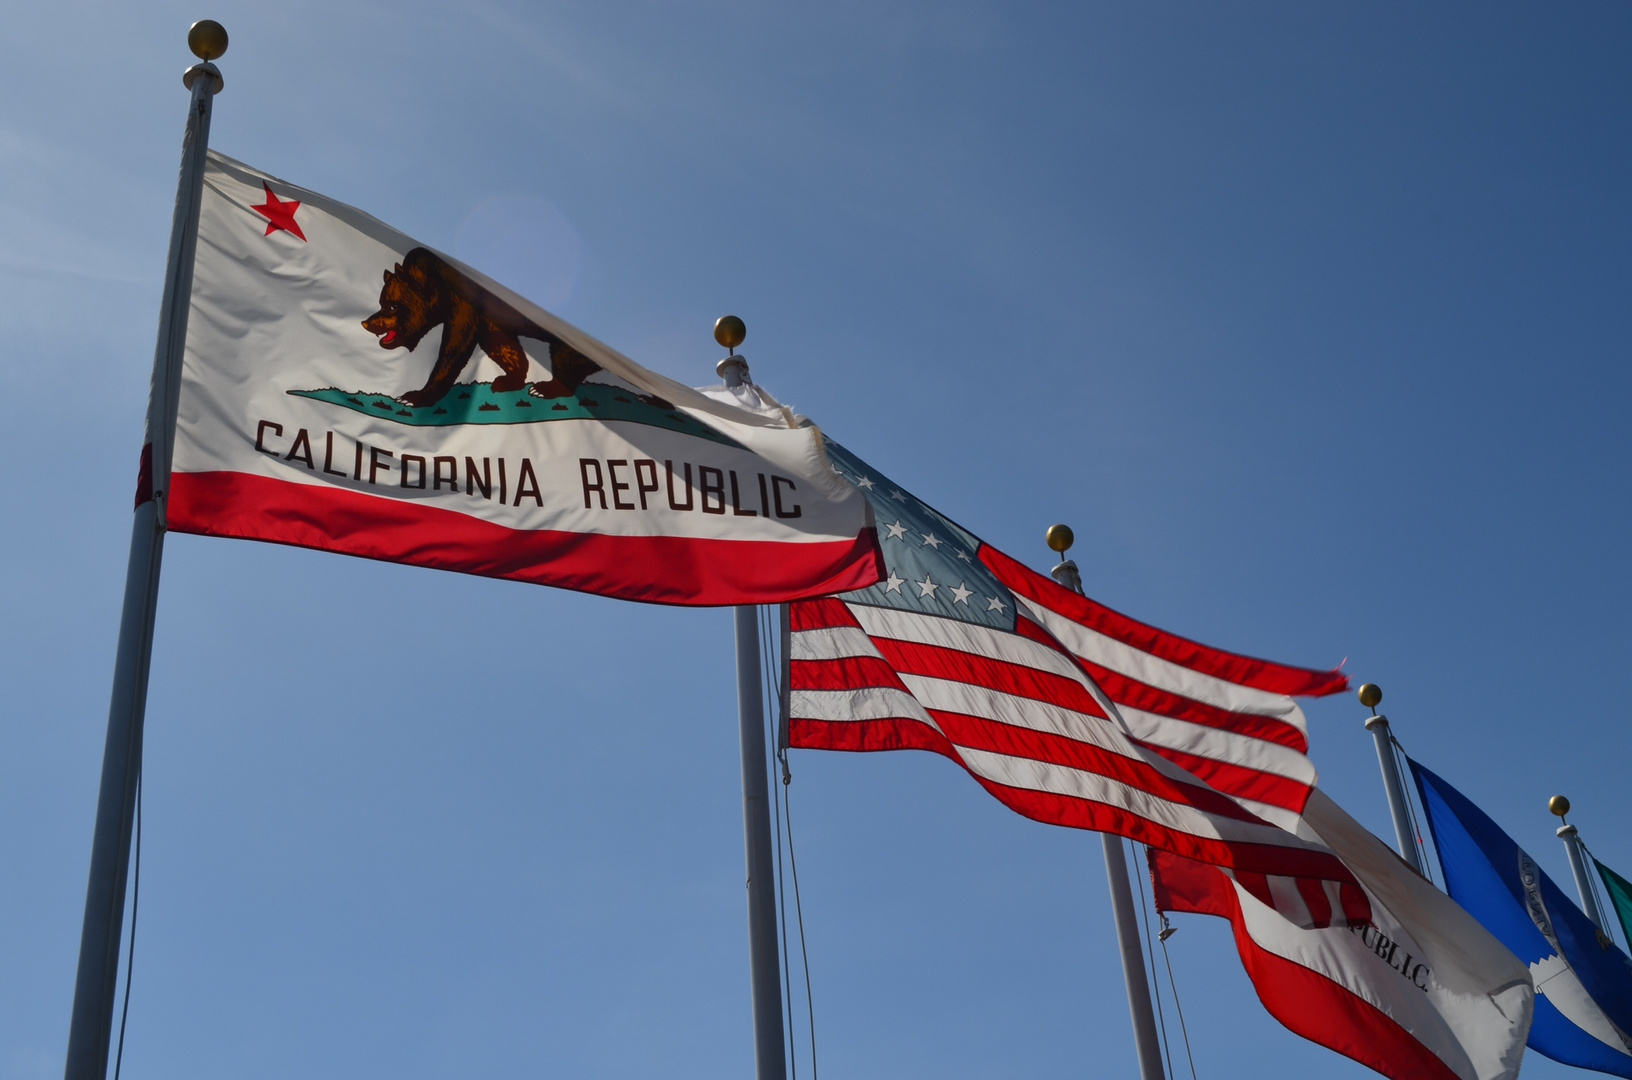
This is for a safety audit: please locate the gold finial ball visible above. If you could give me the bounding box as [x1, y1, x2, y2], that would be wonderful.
[1357, 683, 1382, 710]
[188, 20, 228, 61]
[1046, 524, 1074, 554]
[714, 315, 746, 351]
[1550, 795, 1571, 819]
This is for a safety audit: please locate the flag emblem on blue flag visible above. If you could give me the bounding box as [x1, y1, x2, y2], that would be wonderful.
[1412, 761, 1632, 1076]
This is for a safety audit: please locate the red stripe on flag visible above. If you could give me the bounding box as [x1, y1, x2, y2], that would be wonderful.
[1233, 870, 1276, 909]
[1296, 874, 1334, 929]
[1079, 660, 1309, 753]
[790, 597, 862, 632]
[790, 717, 952, 758]
[1135, 742, 1311, 814]
[134, 442, 154, 509]
[974, 779, 1359, 883]
[169, 471, 883, 606]
[1339, 882, 1370, 925]
[790, 655, 908, 693]
[1011, 611, 1075, 653]
[872, 638, 1106, 717]
[981, 546, 1348, 698]
[1148, 845, 1234, 919]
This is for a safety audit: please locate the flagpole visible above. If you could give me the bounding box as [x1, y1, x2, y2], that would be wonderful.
[1356, 684, 1425, 875]
[718, 318, 788, 1080]
[62, 24, 224, 1080]
[1047, 526, 1166, 1080]
[1548, 796, 1609, 932]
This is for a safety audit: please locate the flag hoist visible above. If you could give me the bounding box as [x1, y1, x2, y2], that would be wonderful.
[63, 21, 226, 1080]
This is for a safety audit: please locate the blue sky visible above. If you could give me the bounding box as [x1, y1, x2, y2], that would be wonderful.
[2, 3, 1629, 1078]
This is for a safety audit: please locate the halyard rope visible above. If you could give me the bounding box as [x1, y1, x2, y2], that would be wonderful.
[761, 606, 798, 1080]
[783, 764, 819, 1079]
[1137, 842, 1198, 1080]
[1575, 836, 1624, 951]
[1156, 911, 1198, 1080]
[1130, 839, 1176, 1078]
[1389, 734, 1439, 889]
[763, 604, 819, 1079]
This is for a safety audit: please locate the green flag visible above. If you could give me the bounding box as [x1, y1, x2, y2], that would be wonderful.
[1593, 856, 1632, 947]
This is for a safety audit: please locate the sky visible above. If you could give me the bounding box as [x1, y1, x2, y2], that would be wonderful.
[1, 2, 1629, 1078]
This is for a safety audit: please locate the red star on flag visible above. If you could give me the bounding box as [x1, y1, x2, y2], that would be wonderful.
[250, 182, 306, 241]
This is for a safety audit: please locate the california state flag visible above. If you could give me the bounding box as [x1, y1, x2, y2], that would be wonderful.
[1152, 790, 1533, 1080]
[162, 153, 883, 604]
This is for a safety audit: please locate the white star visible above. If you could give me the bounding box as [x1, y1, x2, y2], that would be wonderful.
[855, 476, 875, 490]
[955, 549, 972, 562]
[951, 582, 972, 604]
[920, 532, 943, 549]
[883, 521, 908, 540]
[883, 572, 905, 593]
[890, 489, 908, 501]
[916, 574, 938, 598]
[986, 595, 1007, 613]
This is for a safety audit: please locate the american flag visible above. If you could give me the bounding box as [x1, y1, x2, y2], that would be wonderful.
[987, 544, 1341, 829]
[789, 440, 1365, 930]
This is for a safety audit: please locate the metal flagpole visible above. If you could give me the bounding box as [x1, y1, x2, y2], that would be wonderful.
[1047, 525, 1166, 1080]
[1356, 684, 1425, 875]
[1548, 796, 1610, 933]
[62, 24, 225, 1080]
[717, 316, 788, 1080]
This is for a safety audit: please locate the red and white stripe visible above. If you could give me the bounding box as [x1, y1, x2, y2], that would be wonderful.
[789, 595, 1369, 930]
[984, 547, 1345, 825]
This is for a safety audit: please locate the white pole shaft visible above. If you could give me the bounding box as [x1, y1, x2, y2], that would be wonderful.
[1103, 836, 1167, 1080]
[62, 63, 217, 1080]
[1558, 825, 1608, 932]
[1050, 558, 1165, 1079]
[1364, 714, 1424, 875]
[734, 606, 788, 1080]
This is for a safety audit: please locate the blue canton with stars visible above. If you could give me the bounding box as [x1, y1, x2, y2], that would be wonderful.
[824, 440, 1016, 631]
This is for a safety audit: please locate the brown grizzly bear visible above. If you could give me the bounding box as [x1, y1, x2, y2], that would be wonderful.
[362, 247, 603, 408]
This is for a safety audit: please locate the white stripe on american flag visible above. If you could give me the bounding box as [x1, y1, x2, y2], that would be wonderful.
[952, 746, 1326, 852]
[899, 675, 1129, 758]
[1114, 704, 1316, 784]
[851, 603, 1091, 684]
[795, 686, 935, 726]
[791, 624, 884, 662]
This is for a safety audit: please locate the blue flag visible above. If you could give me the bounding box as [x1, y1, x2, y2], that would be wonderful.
[1412, 760, 1632, 1076]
